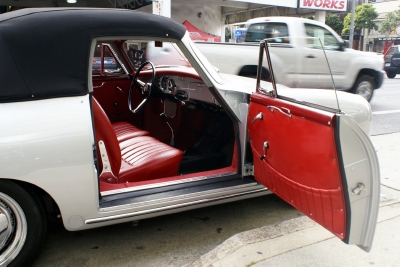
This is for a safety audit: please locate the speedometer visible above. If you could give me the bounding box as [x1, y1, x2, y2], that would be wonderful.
[158, 77, 176, 92]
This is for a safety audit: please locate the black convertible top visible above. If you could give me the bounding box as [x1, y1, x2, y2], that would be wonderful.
[0, 8, 186, 103]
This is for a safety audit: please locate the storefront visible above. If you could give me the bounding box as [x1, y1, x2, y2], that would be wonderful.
[374, 37, 400, 55]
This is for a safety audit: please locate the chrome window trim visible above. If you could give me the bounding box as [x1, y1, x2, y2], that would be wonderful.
[104, 43, 129, 74]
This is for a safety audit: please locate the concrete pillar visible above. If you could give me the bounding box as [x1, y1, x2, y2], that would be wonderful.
[152, 0, 171, 18]
[221, 17, 226, 42]
[362, 28, 368, 51]
[315, 10, 326, 23]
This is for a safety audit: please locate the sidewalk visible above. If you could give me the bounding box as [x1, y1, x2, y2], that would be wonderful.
[187, 132, 400, 267]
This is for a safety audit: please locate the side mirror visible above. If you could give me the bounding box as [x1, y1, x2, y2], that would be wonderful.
[338, 41, 348, 51]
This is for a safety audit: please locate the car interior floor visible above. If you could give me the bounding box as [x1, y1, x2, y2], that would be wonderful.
[94, 93, 236, 192]
[142, 98, 235, 174]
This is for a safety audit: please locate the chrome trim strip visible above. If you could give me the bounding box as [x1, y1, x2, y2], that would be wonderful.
[100, 171, 236, 196]
[103, 43, 129, 74]
[93, 82, 105, 89]
[100, 182, 260, 212]
[98, 140, 112, 174]
[87, 187, 269, 224]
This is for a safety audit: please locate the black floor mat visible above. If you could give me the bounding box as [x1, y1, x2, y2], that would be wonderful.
[179, 114, 234, 173]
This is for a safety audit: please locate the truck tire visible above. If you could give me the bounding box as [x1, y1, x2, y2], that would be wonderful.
[386, 72, 396, 79]
[0, 180, 47, 267]
[352, 75, 374, 102]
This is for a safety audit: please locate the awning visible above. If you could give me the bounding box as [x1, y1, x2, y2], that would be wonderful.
[182, 20, 221, 42]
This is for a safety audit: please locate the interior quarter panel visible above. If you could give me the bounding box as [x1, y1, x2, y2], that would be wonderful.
[248, 93, 346, 239]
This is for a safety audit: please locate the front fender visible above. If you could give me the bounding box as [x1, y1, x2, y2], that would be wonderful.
[345, 52, 384, 89]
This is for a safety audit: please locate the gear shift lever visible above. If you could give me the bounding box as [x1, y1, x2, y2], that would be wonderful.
[160, 113, 175, 147]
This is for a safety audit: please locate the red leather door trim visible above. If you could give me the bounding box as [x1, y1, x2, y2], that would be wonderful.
[93, 77, 143, 127]
[248, 93, 346, 239]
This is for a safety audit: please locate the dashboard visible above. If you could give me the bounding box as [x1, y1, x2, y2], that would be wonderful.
[154, 75, 219, 106]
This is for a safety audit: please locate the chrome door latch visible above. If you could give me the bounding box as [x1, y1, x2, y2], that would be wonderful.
[352, 183, 365, 195]
[259, 141, 269, 160]
[251, 112, 263, 124]
[243, 164, 254, 176]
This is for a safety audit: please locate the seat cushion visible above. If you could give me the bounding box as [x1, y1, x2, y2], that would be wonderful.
[117, 136, 183, 183]
[112, 122, 149, 142]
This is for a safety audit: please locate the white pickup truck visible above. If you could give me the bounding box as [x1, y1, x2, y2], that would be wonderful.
[196, 17, 385, 101]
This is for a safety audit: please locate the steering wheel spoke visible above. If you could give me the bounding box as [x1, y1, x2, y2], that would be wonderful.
[128, 61, 156, 114]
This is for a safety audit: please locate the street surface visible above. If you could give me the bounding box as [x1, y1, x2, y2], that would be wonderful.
[33, 76, 400, 267]
[370, 76, 400, 136]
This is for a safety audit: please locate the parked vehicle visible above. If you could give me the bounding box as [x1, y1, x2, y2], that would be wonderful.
[196, 17, 385, 101]
[92, 43, 120, 74]
[383, 45, 400, 78]
[0, 8, 380, 266]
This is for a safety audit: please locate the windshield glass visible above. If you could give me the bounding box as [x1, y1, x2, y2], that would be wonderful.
[258, 36, 340, 112]
[245, 22, 290, 43]
[123, 40, 191, 69]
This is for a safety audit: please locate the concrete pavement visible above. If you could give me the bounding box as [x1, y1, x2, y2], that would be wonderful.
[187, 132, 400, 267]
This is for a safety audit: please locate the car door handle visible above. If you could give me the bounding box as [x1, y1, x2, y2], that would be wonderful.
[259, 141, 269, 160]
[352, 183, 365, 195]
[306, 54, 316, 59]
[251, 112, 263, 124]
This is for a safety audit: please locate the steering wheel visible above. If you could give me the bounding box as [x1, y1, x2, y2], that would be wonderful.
[128, 61, 156, 114]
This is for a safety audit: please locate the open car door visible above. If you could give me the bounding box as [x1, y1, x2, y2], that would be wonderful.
[248, 38, 380, 251]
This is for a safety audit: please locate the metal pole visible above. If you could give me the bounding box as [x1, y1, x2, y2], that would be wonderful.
[349, 0, 355, 49]
[362, 0, 368, 51]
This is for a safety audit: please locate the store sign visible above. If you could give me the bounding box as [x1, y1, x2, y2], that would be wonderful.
[298, 0, 348, 12]
[234, 29, 246, 38]
[374, 37, 400, 41]
[229, 0, 298, 8]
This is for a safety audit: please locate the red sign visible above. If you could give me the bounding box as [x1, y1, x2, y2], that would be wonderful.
[299, 0, 348, 11]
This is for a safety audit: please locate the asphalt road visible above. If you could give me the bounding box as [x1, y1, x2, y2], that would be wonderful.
[33, 195, 301, 267]
[370, 76, 400, 136]
[33, 77, 400, 267]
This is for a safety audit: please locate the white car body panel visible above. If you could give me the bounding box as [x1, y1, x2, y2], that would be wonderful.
[0, 95, 101, 229]
[214, 73, 372, 135]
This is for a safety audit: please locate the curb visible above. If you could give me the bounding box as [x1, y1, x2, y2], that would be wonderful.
[185, 193, 400, 267]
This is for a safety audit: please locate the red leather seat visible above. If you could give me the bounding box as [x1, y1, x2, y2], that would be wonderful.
[92, 97, 183, 184]
[112, 122, 149, 142]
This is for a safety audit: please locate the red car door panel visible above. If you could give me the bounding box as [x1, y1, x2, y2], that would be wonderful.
[248, 92, 346, 239]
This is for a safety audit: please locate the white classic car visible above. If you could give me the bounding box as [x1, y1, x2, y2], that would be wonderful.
[0, 8, 379, 266]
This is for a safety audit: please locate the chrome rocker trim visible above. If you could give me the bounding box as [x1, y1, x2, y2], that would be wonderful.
[87, 185, 269, 224]
[100, 171, 236, 196]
